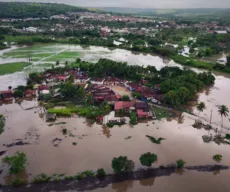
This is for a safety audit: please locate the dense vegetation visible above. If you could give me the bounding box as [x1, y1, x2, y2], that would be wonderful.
[112, 156, 134, 173]
[139, 152, 158, 167]
[2, 152, 27, 174]
[0, 2, 88, 18]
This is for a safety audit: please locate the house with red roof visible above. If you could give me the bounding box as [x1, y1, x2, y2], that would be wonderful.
[114, 100, 136, 113]
[0, 90, 13, 101]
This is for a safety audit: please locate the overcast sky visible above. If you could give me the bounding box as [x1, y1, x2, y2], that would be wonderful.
[3, 0, 230, 8]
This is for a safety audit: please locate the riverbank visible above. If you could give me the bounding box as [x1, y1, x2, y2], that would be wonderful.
[2, 165, 229, 191]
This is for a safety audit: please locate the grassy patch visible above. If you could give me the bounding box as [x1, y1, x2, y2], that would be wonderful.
[0, 62, 30, 75]
[146, 135, 165, 144]
[45, 52, 80, 61]
[47, 108, 77, 117]
[152, 106, 169, 119]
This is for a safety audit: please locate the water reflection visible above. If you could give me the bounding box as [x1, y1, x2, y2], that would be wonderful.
[139, 177, 155, 187]
[112, 180, 133, 192]
[102, 127, 111, 138]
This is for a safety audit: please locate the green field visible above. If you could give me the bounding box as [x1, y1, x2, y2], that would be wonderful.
[0, 62, 30, 75]
[45, 52, 81, 62]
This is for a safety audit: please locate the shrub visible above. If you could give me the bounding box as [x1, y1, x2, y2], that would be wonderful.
[12, 178, 27, 187]
[112, 156, 134, 173]
[213, 154, 222, 163]
[139, 152, 158, 167]
[32, 174, 51, 183]
[75, 173, 84, 180]
[96, 168, 106, 177]
[2, 152, 27, 174]
[107, 122, 114, 128]
[82, 170, 95, 177]
[62, 128, 67, 135]
[130, 111, 137, 125]
[225, 134, 230, 140]
[64, 176, 74, 180]
[176, 159, 186, 168]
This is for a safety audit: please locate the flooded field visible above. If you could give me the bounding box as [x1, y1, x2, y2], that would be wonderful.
[0, 44, 179, 90]
[1, 44, 230, 190]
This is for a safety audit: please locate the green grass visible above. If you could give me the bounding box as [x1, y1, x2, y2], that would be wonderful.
[0, 62, 30, 75]
[45, 52, 80, 61]
[152, 106, 169, 119]
[47, 108, 77, 117]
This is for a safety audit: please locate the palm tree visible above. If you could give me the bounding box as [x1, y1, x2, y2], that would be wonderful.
[196, 102, 206, 117]
[218, 105, 229, 128]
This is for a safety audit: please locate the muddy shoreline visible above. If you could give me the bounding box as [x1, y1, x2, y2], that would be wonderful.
[2, 165, 229, 192]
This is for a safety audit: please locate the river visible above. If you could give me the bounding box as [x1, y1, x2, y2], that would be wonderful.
[1, 44, 230, 191]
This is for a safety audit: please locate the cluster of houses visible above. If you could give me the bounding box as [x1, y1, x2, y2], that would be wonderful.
[114, 100, 154, 119]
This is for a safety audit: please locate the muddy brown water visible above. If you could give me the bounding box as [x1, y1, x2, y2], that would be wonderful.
[1, 45, 230, 190]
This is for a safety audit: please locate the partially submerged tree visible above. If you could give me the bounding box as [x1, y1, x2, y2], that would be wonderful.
[112, 156, 134, 173]
[176, 159, 186, 168]
[196, 102, 206, 117]
[218, 105, 229, 128]
[213, 154, 222, 163]
[139, 152, 158, 167]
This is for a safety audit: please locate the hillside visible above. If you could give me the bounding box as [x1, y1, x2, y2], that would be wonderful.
[0, 2, 89, 18]
[98, 7, 229, 16]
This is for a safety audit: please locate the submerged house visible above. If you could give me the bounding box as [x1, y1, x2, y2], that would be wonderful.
[0, 90, 13, 101]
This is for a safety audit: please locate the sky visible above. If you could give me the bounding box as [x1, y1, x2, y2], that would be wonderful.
[2, 0, 230, 8]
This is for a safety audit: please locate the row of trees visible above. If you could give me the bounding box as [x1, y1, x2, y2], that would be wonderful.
[112, 153, 223, 173]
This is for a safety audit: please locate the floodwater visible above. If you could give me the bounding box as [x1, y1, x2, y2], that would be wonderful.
[1, 44, 230, 190]
[89, 170, 230, 192]
[1, 101, 230, 185]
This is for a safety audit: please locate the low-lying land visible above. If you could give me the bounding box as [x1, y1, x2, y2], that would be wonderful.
[0, 62, 30, 75]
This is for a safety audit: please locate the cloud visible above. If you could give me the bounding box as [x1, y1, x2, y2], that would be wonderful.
[2, 0, 230, 8]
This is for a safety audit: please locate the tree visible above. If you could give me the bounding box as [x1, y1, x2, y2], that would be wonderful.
[122, 95, 130, 101]
[176, 159, 186, 168]
[112, 156, 134, 173]
[65, 61, 68, 67]
[85, 94, 94, 105]
[196, 102, 206, 117]
[213, 154, 222, 163]
[96, 168, 106, 177]
[218, 105, 229, 128]
[60, 82, 84, 99]
[139, 152, 158, 167]
[56, 61, 59, 66]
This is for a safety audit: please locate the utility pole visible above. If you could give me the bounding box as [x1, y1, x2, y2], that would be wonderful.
[210, 110, 213, 125]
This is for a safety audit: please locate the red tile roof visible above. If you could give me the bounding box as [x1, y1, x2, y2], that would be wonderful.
[114, 101, 135, 111]
[137, 109, 149, 118]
